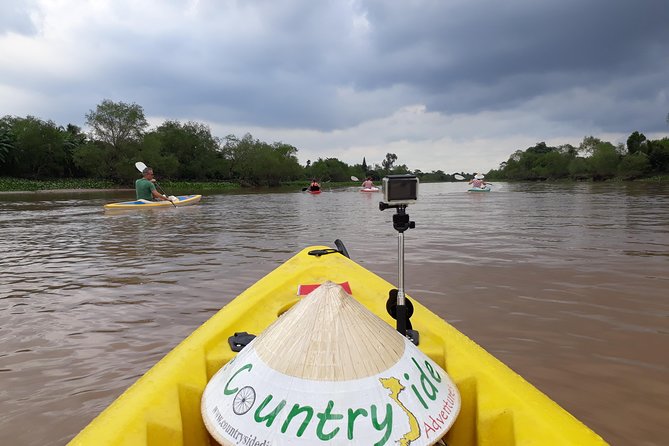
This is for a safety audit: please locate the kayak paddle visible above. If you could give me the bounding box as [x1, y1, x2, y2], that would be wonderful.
[454, 174, 465, 180]
[350, 176, 359, 181]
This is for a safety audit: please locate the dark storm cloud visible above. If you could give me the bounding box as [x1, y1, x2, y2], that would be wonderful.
[157, 0, 666, 134]
[351, 0, 669, 129]
[2, 0, 668, 143]
[57, 0, 368, 128]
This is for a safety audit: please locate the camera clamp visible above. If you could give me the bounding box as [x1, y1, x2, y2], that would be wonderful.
[379, 202, 419, 345]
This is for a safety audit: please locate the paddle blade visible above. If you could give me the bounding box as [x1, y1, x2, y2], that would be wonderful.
[301, 187, 308, 191]
[454, 174, 465, 180]
[350, 176, 359, 181]
[135, 161, 147, 173]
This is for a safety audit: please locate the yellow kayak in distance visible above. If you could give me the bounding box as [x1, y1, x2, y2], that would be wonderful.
[103, 194, 202, 210]
[67, 245, 607, 446]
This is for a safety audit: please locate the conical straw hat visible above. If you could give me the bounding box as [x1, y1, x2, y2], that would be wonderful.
[202, 281, 460, 445]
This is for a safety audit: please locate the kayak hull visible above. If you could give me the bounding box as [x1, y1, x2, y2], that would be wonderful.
[68, 246, 606, 446]
[307, 189, 322, 194]
[103, 194, 202, 210]
[360, 187, 380, 192]
[467, 187, 491, 192]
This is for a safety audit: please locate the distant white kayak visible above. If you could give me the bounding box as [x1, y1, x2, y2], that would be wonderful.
[467, 186, 491, 192]
[359, 187, 380, 192]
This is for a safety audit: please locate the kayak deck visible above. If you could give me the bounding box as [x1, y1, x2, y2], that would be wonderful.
[68, 246, 606, 445]
[104, 194, 202, 209]
[467, 187, 491, 192]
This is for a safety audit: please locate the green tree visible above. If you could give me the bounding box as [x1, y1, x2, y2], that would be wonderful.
[221, 133, 302, 185]
[148, 120, 221, 180]
[579, 136, 604, 156]
[617, 152, 650, 179]
[568, 157, 590, 179]
[309, 158, 350, 182]
[7, 116, 73, 178]
[626, 131, 646, 155]
[646, 138, 669, 173]
[262, 142, 302, 185]
[0, 116, 15, 167]
[86, 99, 148, 150]
[381, 153, 397, 172]
[79, 100, 149, 182]
[140, 131, 180, 178]
[589, 142, 620, 180]
[526, 141, 552, 154]
[535, 151, 569, 179]
[557, 144, 578, 158]
[72, 141, 111, 178]
[390, 164, 410, 174]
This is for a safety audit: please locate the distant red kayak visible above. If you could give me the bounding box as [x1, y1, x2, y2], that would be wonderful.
[307, 189, 322, 194]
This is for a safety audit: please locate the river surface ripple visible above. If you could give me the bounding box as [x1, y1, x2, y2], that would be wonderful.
[1, 182, 668, 445]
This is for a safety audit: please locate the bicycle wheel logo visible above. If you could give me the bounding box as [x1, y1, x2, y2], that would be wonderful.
[232, 386, 256, 415]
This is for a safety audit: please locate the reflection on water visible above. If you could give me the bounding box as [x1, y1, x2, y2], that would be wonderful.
[1, 182, 668, 445]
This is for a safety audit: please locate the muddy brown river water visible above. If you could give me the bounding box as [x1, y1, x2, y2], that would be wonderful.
[1, 181, 668, 445]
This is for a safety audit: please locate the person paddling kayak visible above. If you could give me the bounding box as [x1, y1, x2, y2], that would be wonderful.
[468, 173, 487, 188]
[361, 177, 375, 188]
[136, 167, 174, 202]
[308, 179, 321, 192]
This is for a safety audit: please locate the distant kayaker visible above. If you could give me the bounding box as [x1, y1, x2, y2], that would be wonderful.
[361, 177, 375, 188]
[136, 167, 173, 202]
[308, 179, 321, 191]
[469, 173, 486, 188]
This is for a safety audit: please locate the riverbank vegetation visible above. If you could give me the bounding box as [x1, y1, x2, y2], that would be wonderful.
[2, 100, 667, 189]
[0, 177, 118, 192]
[0, 100, 453, 191]
[486, 132, 669, 181]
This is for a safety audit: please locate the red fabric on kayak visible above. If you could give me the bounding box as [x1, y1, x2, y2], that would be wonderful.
[297, 282, 352, 295]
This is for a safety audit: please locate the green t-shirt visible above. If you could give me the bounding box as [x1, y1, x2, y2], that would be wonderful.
[135, 178, 156, 200]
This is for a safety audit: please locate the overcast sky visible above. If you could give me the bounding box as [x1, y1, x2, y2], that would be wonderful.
[2, 0, 668, 172]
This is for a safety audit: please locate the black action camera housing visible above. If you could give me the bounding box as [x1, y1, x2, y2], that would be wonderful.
[382, 174, 419, 205]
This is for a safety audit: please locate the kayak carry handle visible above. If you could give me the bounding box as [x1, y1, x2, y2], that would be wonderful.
[228, 332, 256, 352]
[308, 240, 350, 258]
[334, 239, 350, 258]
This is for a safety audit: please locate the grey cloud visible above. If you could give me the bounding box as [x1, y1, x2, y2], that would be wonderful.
[0, 1, 37, 35]
[351, 0, 669, 130]
[3, 0, 668, 140]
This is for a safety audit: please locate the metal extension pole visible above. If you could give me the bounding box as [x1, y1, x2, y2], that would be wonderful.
[396, 211, 407, 336]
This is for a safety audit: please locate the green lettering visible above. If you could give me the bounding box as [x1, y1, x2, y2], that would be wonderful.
[281, 403, 314, 437]
[412, 357, 438, 402]
[223, 363, 252, 395]
[405, 372, 428, 409]
[371, 403, 393, 446]
[254, 394, 286, 427]
[424, 360, 442, 383]
[347, 408, 368, 440]
[316, 400, 344, 440]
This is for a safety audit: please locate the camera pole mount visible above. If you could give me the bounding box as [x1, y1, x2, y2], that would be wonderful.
[379, 202, 418, 344]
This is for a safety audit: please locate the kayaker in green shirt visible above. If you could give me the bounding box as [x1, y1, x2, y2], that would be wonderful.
[135, 167, 173, 202]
